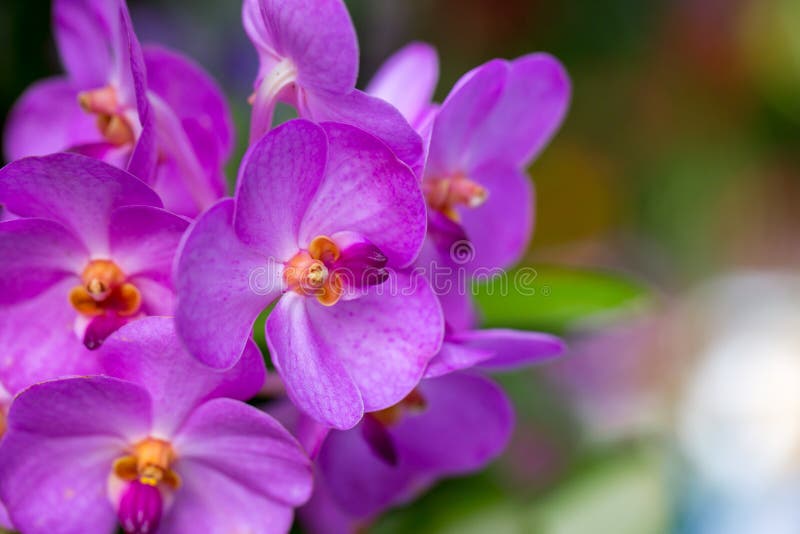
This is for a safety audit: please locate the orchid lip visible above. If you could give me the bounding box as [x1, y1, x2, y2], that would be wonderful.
[117, 480, 163, 534]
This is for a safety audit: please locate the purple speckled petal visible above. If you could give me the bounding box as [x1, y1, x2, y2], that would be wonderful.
[467, 54, 570, 170]
[304, 90, 424, 175]
[108, 205, 188, 285]
[366, 42, 439, 127]
[319, 373, 513, 517]
[425, 60, 507, 178]
[242, 0, 358, 93]
[159, 457, 294, 533]
[424, 340, 492, 379]
[100, 317, 266, 436]
[299, 122, 427, 267]
[2, 77, 100, 161]
[0, 218, 88, 305]
[266, 292, 364, 430]
[0, 154, 161, 255]
[175, 199, 280, 369]
[0, 279, 97, 393]
[235, 119, 327, 259]
[304, 271, 443, 413]
[460, 161, 534, 271]
[0, 376, 152, 534]
[173, 398, 312, 508]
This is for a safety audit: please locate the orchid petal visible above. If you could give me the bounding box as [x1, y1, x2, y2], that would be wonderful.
[99, 317, 266, 436]
[426, 60, 507, 177]
[266, 292, 364, 430]
[0, 153, 161, 255]
[459, 161, 534, 271]
[0, 279, 97, 393]
[175, 199, 280, 369]
[242, 0, 358, 93]
[235, 119, 327, 259]
[2, 77, 100, 162]
[174, 398, 312, 508]
[366, 42, 439, 127]
[0, 218, 88, 305]
[299, 122, 427, 267]
[467, 53, 571, 169]
[304, 271, 443, 413]
[304, 90, 424, 175]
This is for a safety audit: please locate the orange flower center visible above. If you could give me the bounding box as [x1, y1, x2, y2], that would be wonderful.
[69, 259, 142, 317]
[78, 86, 135, 147]
[113, 438, 180, 489]
[370, 389, 427, 427]
[284, 236, 344, 306]
[423, 174, 488, 222]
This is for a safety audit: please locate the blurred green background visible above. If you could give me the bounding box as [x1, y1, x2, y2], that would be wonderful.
[3, 0, 800, 532]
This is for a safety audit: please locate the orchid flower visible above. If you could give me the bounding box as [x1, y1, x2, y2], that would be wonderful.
[3, 0, 233, 217]
[369, 46, 570, 274]
[242, 0, 423, 173]
[175, 119, 443, 430]
[0, 317, 312, 534]
[0, 153, 188, 391]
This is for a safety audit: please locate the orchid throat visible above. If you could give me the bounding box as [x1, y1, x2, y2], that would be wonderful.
[78, 86, 136, 147]
[423, 174, 488, 222]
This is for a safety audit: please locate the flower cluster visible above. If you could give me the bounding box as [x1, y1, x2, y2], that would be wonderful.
[0, 0, 569, 532]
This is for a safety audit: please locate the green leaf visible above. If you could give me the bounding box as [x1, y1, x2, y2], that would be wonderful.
[473, 265, 649, 333]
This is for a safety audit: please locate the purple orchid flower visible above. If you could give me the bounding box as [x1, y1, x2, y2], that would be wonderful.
[242, 0, 423, 173]
[0, 153, 188, 392]
[369, 45, 570, 274]
[0, 317, 312, 534]
[4, 0, 233, 217]
[294, 372, 514, 532]
[175, 119, 443, 430]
